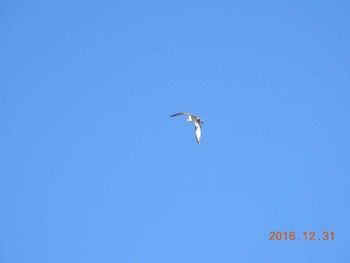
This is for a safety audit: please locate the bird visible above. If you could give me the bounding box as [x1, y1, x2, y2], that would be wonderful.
[170, 112, 204, 144]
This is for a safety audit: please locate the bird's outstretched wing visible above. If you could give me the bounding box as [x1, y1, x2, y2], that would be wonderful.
[194, 121, 201, 144]
[170, 112, 193, 118]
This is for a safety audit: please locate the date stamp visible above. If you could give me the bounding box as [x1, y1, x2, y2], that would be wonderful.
[269, 231, 334, 241]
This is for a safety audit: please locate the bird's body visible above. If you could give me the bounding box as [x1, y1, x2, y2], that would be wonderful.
[170, 112, 204, 144]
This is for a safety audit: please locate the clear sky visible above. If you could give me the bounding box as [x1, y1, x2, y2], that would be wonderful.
[1, 1, 349, 262]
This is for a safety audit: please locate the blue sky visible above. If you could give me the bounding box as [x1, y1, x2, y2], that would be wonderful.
[1, 0, 349, 262]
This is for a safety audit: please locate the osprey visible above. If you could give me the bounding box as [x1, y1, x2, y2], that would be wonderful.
[170, 112, 204, 144]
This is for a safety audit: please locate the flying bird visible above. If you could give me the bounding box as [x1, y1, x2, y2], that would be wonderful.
[170, 112, 204, 144]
